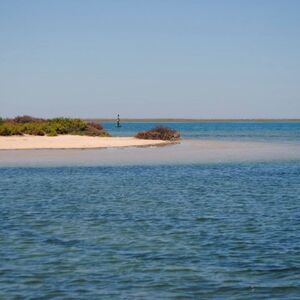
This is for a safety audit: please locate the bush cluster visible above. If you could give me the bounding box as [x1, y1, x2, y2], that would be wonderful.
[135, 126, 180, 141]
[0, 116, 110, 137]
[6, 115, 44, 123]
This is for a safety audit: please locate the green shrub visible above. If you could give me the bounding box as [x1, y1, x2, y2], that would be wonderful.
[47, 130, 58, 137]
[0, 116, 110, 137]
[47, 118, 87, 134]
[0, 124, 22, 136]
[22, 123, 45, 135]
[0, 125, 12, 136]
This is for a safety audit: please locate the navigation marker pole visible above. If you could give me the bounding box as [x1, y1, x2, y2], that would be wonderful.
[116, 114, 121, 128]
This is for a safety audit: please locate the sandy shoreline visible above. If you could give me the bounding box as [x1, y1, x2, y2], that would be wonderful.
[0, 135, 169, 150]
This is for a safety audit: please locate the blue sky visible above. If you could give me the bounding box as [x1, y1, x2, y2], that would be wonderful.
[1, 0, 300, 118]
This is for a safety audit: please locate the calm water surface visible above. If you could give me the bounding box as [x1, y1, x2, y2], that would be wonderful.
[1, 122, 300, 299]
[103, 121, 300, 143]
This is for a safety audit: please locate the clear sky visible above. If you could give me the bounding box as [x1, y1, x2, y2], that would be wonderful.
[1, 0, 300, 118]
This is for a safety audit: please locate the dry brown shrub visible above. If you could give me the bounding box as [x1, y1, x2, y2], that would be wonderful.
[135, 126, 180, 141]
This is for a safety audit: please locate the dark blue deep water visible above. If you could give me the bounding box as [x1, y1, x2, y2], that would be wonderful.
[1, 122, 300, 299]
[1, 162, 300, 299]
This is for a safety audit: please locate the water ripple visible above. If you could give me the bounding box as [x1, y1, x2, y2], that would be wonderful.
[1, 161, 300, 299]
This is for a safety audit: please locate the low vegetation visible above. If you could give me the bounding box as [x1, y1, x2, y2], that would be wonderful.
[0, 116, 111, 137]
[135, 125, 180, 141]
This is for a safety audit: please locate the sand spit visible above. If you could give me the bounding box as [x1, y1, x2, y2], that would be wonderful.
[0, 135, 169, 150]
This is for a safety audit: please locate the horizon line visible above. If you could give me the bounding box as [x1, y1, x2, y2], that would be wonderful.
[84, 118, 300, 122]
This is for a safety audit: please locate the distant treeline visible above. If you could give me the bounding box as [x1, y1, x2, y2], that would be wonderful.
[0, 116, 110, 137]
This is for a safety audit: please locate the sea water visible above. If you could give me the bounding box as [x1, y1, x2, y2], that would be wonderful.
[103, 121, 300, 143]
[1, 122, 300, 299]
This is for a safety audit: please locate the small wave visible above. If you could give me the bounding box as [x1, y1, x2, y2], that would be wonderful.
[44, 238, 80, 246]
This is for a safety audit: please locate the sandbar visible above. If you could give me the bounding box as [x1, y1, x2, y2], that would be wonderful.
[0, 135, 169, 150]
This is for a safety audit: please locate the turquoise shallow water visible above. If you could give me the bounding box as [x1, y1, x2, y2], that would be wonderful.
[1, 122, 300, 299]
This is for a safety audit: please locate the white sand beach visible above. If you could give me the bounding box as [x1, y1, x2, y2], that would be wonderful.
[0, 135, 169, 150]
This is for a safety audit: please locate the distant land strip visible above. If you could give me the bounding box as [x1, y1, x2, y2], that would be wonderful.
[85, 118, 300, 123]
